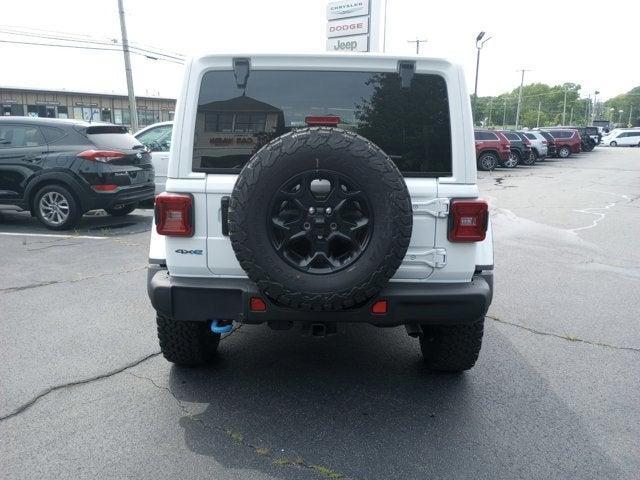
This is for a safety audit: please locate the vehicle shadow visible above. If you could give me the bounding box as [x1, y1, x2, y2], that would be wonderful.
[0, 208, 152, 235]
[168, 323, 622, 480]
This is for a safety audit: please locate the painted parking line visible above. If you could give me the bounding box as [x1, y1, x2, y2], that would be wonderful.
[0, 232, 108, 240]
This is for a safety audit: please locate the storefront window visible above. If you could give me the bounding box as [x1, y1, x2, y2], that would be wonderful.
[58, 106, 68, 119]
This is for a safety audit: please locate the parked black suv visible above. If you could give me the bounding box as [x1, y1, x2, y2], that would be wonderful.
[497, 130, 532, 168]
[0, 117, 154, 229]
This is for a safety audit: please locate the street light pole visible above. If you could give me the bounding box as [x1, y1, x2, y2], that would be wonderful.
[472, 32, 491, 124]
[592, 90, 599, 122]
[118, 0, 138, 132]
[536, 101, 541, 127]
[514, 69, 529, 129]
[629, 105, 634, 128]
[618, 109, 624, 125]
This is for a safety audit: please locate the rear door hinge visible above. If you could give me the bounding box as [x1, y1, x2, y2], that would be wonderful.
[411, 198, 450, 218]
[405, 248, 447, 269]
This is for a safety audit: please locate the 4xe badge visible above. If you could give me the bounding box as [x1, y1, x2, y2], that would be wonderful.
[175, 249, 203, 255]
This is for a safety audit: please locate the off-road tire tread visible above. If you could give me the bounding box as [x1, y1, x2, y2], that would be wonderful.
[229, 127, 412, 311]
[420, 319, 484, 372]
[156, 314, 220, 365]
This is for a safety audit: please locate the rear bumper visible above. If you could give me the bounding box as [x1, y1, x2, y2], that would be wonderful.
[82, 184, 155, 210]
[147, 266, 493, 326]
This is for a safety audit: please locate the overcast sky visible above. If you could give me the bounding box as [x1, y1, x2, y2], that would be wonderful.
[1, 0, 637, 100]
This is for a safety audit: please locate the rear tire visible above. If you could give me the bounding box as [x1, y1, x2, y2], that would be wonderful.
[106, 202, 137, 216]
[521, 150, 536, 166]
[477, 152, 498, 171]
[502, 151, 519, 168]
[33, 184, 81, 230]
[420, 319, 484, 372]
[558, 145, 571, 158]
[156, 314, 220, 366]
[610, 141, 617, 147]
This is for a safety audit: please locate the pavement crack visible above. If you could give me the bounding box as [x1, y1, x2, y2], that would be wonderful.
[0, 325, 243, 422]
[25, 242, 81, 251]
[127, 372, 192, 417]
[0, 266, 147, 293]
[0, 351, 161, 422]
[487, 315, 640, 353]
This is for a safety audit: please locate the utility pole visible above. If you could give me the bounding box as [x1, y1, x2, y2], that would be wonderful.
[562, 86, 568, 125]
[487, 97, 493, 126]
[536, 101, 541, 127]
[407, 38, 428, 54]
[514, 69, 529, 129]
[502, 100, 507, 129]
[628, 105, 634, 127]
[118, 0, 138, 132]
[585, 95, 590, 124]
[569, 106, 574, 125]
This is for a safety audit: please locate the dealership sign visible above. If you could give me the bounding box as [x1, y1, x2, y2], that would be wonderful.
[326, 34, 368, 52]
[326, 15, 368, 38]
[326, 0, 369, 20]
[326, 0, 371, 52]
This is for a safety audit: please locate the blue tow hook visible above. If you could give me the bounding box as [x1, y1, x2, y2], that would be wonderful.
[211, 320, 233, 334]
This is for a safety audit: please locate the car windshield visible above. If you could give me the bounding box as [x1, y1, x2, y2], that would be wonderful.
[193, 70, 453, 176]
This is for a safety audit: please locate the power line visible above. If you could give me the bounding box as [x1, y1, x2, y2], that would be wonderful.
[0, 26, 185, 62]
[0, 38, 184, 63]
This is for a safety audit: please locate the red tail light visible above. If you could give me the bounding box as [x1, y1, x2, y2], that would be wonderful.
[250, 297, 267, 312]
[304, 115, 341, 127]
[78, 150, 126, 162]
[155, 192, 193, 237]
[448, 199, 488, 242]
[371, 299, 388, 314]
[91, 184, 118, 192]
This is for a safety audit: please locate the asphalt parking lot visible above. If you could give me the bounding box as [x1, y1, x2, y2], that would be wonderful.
[1, 146, 639, 480]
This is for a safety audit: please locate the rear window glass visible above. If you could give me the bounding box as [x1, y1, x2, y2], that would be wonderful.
[85, 126, 143, 150]
[193, 70, 452, 177]
[503, 132, 520, 141]
[524, 133, 536, 140]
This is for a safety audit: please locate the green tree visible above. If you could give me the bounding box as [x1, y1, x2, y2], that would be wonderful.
[604, 87, 640, 127]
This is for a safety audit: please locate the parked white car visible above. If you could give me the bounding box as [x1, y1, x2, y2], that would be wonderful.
[601, 129, 640, 147]
[146, 54, 494, 372]
[134, 121, 173, 193]
[520, 130, 548, 160]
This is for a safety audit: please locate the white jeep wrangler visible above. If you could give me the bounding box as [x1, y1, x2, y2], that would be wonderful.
[147, 54, 494, 372]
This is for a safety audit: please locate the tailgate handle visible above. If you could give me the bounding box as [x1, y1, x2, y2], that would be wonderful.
[221, 196, 230, 236]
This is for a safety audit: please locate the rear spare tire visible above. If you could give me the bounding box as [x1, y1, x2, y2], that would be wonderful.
[229, 127, 413, 311]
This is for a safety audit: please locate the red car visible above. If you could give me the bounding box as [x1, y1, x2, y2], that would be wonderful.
[543, 129, 581, 158]
[474, 129, 511, 171]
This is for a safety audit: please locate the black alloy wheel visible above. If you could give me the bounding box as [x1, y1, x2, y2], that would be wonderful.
[268, 170, 372, 274]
